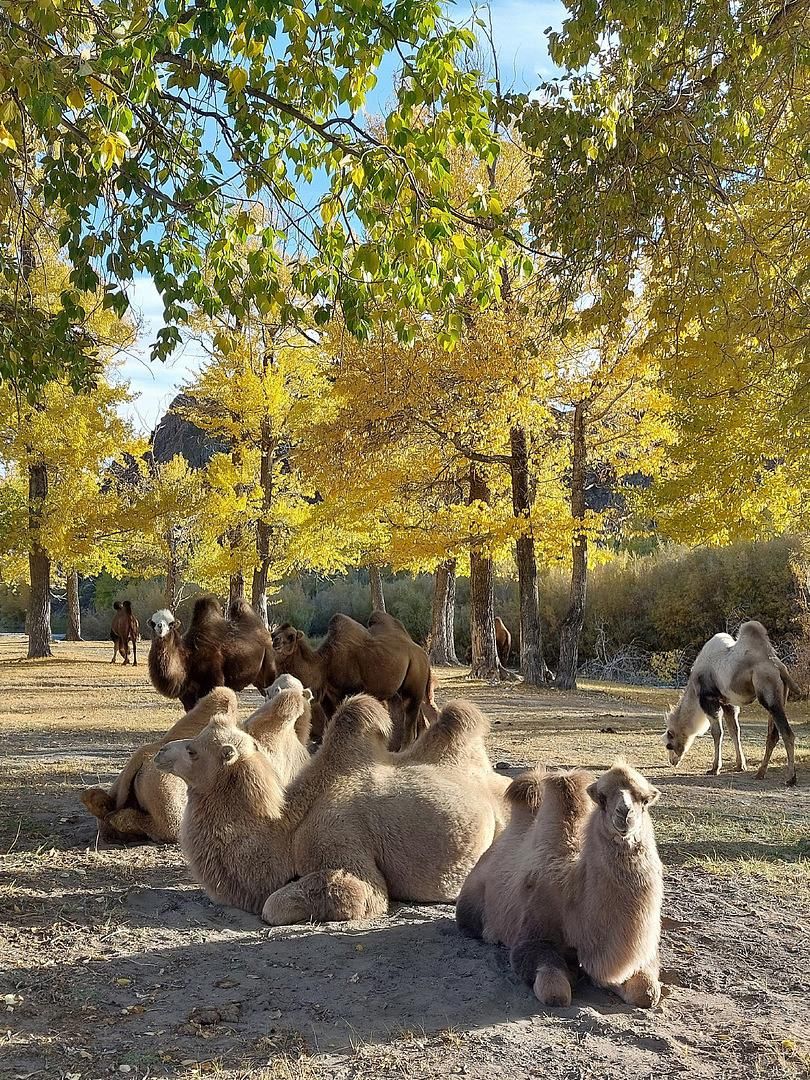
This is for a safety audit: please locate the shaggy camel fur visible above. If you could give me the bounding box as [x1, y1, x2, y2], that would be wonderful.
[155, 694, 506, 923]
[663, 620, 802, 786]
[110, 600, 140, 665]
[457, 761, 663, 1009]
[272, 611, 437, 749]
[149, 596, 277, 711]
[80, 683, 312, 844]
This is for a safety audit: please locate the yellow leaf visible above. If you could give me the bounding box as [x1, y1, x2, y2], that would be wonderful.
[67, 88, 85, 110]
[229, 66, 248, 94]
[0, 124, 17, 152]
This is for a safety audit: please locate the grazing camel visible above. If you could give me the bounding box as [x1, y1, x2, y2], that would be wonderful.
[272, 611, 437, 750]
[155, 693, 507, 923]
[80, 682, 312, 844]
[663, 620, 802, 786]
[457, 762, 663, 1009]
[148, 596, 278, 711]
[110, 601, 139, 665]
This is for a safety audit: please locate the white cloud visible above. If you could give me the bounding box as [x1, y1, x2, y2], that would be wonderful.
[112, 276, 207, 435]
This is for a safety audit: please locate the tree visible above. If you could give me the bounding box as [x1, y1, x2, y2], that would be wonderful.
[428, 560, 459, 665]
[0, 0, 522, 393]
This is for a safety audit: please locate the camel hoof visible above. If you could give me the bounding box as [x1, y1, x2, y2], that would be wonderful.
[620, 973, 661, 1009]
[706, 767, 720, 776]
[735, 763, 747, 772]
[755, 768, 767, 780]
[532, 966, 572, 1008]
[786, 774, 797, 788]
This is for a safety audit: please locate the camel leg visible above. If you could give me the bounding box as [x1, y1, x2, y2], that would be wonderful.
[610, 967, 661, 1009]
[722, 704, 747, 772]
[131, 637, 138, 667]
[756, 717, 780, 781]
[698, 688, 724, 774]
[261, 866, 389, 926]
[105, 807, 154, 842]
[110, 640, 118, 663]
[756, 698, 796, 787]
[399, 697, 422, 751]
[122, 640, 130, 665]
[510, 924, 574, 1007]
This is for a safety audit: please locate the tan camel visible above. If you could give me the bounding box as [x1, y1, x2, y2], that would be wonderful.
[457, 761, 663, 1009]
[154, 693, 507, 923]
[80, 682, 311, 844]
[272, 611, 436, 750]
[663, 620, 802, 786]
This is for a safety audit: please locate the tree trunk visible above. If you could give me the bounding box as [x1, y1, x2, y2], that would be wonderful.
[510, 424, 550, 685]
[27, 462, 52, 658]
[251, 412, 274, 627]
[65, 570, 82, 641]
[369, 564, 386, 612]
[165, 527, 182, 611]
[468, 465, 499, 680]
[229, 572, 246, 608]
[556, 402, 588, 690]
[429, 560, 459, 665]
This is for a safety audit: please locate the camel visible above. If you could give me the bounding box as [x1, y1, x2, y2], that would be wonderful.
[110, 600, 139, 665]
[80, 681, 312, 844]
[154, 693, 508, 923]
[663, 620, 802, 786]
[148, 596, 278, 711]
[457, 761, 663, 1009]
[495, 617, 512, 666]
[271, 610, 437, 750]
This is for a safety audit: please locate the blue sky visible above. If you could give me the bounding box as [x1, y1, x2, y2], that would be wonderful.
[116, 0, 566, 433]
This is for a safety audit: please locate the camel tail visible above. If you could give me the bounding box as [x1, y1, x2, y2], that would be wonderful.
[776, 658, 805, 700]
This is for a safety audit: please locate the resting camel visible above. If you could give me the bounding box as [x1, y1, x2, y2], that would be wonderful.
[457, 762, 663, 1009]
[80, 681, 312, 844]
[149, 596, 278, 711]
[155, 693, 507, 923]
[272, 611, 437, 750]
[663, 620, 802, 786]
[110, 600, 139, 665]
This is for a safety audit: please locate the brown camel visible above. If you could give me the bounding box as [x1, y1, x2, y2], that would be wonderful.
[148, 596, 278, 711]
[663, 620, 802, 786]
[80, 682, 312, 844]
[110, 600, 139, 666]
[272, 610, 437, 750]
[154, 693, 507, 923]
[457, 761, 663, 1009]
[495, 617, 512, 666]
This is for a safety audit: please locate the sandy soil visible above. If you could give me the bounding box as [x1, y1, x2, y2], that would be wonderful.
[1, 637, 808, 1080]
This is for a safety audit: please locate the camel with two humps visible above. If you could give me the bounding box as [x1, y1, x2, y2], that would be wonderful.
[663, 620, 802, 786]
[80, 680, 312, 845]
[154, 694, 508, 924]
[457, 761, 663, 1009]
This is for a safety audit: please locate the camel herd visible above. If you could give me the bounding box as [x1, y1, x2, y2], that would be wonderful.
[79, 602, 802, 1009]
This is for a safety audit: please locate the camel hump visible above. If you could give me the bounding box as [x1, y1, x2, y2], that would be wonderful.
[245, 687, 307, 738]
[737, 620, 771, 645]
[436, 699, 490, 739]
[506, 770, 546, 812]
[368, 610, 408, 634]
[228, 598, 265, 628]
[122, 600, 133, 612]
[538, 769, 595, 821]
[113, 601, 123, 611]
[325, 693, 392, 749]
[190, 595, 224, 626]
[325, 613, 370, 648]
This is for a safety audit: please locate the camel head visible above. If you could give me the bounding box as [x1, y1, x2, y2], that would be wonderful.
[587, 761, 660, 844]
[662, 701, 701, 765]
[155, 717, 262, 792]
[272, 623, 304, 661]
[149, 609, 178, 639]
[265, 673, 313, 702]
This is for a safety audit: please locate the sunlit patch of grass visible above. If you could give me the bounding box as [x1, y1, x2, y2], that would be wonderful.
[695, 853, 809, 904]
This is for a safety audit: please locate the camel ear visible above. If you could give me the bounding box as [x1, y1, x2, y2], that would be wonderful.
[303, 687, 313, 702]
[221, 744, 238, 765]
[646, 786, 661, 807]
[586, 781, 604, 808]
[295, 630, 303, 641]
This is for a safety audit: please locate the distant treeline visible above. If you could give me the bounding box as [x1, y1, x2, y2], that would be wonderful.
[1, 536, 805, 670]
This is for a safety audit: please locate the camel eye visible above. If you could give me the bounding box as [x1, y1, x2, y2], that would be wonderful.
[187, 747, 197, 759]
[666, 729, 673, 739]
[149, 620, 155, 629]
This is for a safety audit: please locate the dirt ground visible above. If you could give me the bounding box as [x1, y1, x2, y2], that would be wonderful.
[1, 637, 808, 1080]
